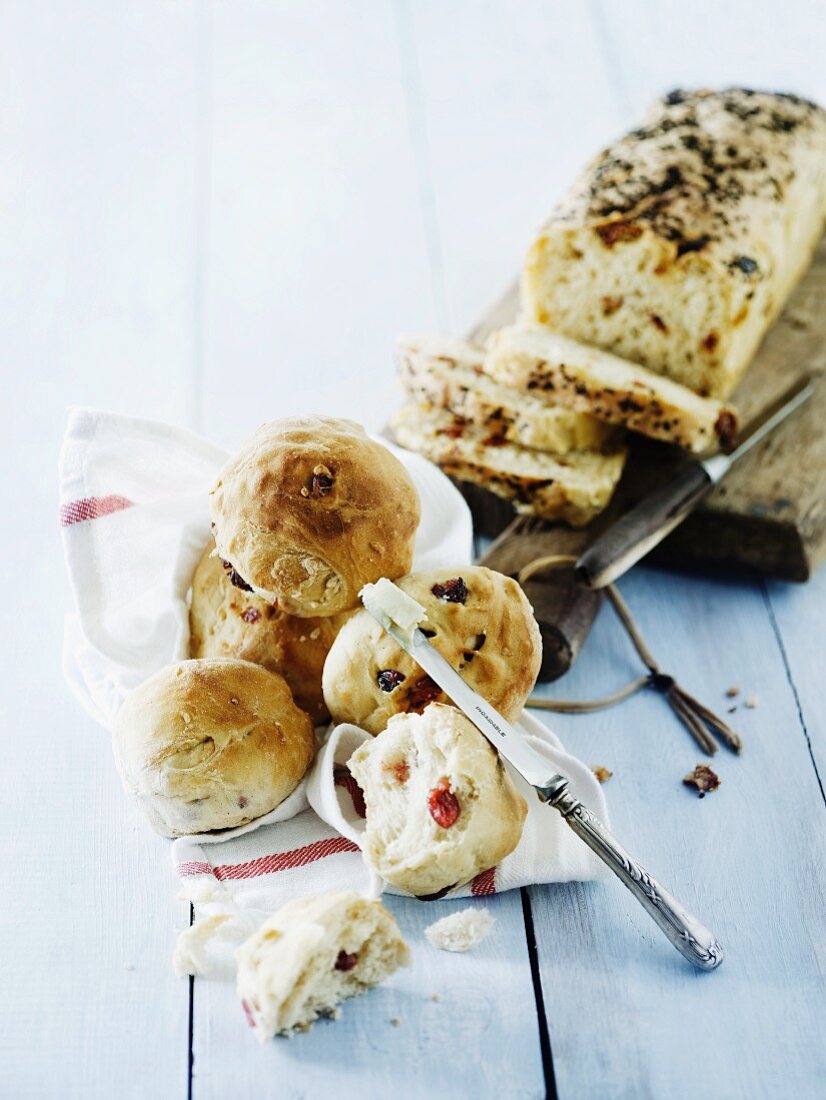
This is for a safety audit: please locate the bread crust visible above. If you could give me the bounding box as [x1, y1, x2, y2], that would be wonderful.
[522, 89, 826, 398]
[189, 544, 351, 723]
[322, 566, 542, 734]
[486, 325, 738, 453]
[113, 658, 315, 837]
[347, 703, 527, 896]
[209, 416, 420, 617]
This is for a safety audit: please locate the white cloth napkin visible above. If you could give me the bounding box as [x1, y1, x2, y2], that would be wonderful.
[59, 407, 609, 949]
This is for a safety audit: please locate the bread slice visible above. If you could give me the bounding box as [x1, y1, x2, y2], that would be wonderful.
[396, 334, 617, 454]
[521, 89, 826, 398]
[485, 325, 738, 454]
[391, 402, 627, 526]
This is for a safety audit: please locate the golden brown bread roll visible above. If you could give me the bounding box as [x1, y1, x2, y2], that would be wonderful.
[209, 416, 420, 617]
[113, 658, 315, 837]
[188, 544, 351, 724]
[322, 566, 542, 734]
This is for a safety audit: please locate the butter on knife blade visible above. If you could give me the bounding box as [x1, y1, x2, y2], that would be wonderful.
[359, 578, 429, 642]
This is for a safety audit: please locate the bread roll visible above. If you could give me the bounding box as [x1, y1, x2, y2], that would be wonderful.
[347, 703, 527, 896]
[113, 658, 315, 837]
[485, 324, 738, 453]
[392, 402, 627, 526]
[322, 565, 542, 734]
[522, 89, 826, 398]
[236, 892, 410, 1040]
[189, 544, 351, 723]
[209, 416, 420, 617]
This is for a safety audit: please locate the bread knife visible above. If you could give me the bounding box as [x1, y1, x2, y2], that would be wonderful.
[575, 374, 817, 589]
[361, 582, 724, 971]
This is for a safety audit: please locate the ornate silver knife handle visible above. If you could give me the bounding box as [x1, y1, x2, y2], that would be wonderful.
[538, 779, 724, 971]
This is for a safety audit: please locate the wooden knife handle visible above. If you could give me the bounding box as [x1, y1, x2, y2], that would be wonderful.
[575, 462, 712, 589]
[478, 514, 602, 683]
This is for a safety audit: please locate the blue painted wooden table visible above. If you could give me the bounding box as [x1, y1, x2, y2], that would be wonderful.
[3, 2, 826, 1097]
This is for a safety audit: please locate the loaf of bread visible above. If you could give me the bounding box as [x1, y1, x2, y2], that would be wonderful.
[236, 892, 410, 1040]
[323, 565, 542, 735]
[396, 334, 616, 453]
[486, 324, 738, 453]
[347, 704, 527, 897]
[391, 402, 627, 525]
[522, 89, 826, 398]
[210, 416, 420, 617]
[113, 658, 315, 837]
[189, 544, 351, 723]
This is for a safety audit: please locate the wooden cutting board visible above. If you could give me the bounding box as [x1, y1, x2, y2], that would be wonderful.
[468, 236, 826, 585]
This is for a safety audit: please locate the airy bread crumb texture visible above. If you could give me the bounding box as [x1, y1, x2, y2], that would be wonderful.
[347, 703, 527, 896]
[425, 907, 495, 952]
[236, 892, 410, 1041]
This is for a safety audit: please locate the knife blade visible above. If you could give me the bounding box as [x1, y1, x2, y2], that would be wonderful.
[360, 581, 724, 971]
[575, 373, 817, 589]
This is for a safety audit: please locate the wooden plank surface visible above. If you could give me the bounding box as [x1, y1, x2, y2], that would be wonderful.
[527, 564, 826, 1098]
[0, 3, 196, 1095]
[2, 3, 826, 1099]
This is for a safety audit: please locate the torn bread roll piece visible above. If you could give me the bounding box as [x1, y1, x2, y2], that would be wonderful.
[485, 325, 738, 454]
[347, 704, 527, 897]
[396, 334, 618, 454]
[236, 892, 410, 1040]
[521, 88, 826, 399]
[392, 401, 627, 525]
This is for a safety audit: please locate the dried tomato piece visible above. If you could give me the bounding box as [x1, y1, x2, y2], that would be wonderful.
[404, 675, 443, 712]
[334, 950, 359, 972]
[377, 669, 405, 693]
[427, 778, 461, 828]
[241, 607, 261, 624]
[383, 759, 409, 784]
[430, 577, 468, 604]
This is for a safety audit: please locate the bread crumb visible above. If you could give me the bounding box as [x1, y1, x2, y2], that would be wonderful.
[430, 993, 441, 1002]
[390, 1017, 401, 1027]
[683, 764, 720, 798]
[725, 687, 739, 698]
[727, 705, 737, 714]
[590, 765, 613, 783]
[745, 695, 758, 709]
[425, 907, 495, 952]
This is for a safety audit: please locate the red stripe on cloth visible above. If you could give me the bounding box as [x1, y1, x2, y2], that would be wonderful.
[178, 836, 361, 882]
[177, 860, 213, 878]
[471, 866, 497, 896]
[334, 771, 366, 819]
[59, 494, 134, 526]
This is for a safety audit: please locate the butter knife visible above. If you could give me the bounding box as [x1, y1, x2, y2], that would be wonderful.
[575, 374, 817, 589]
[361, 581, 724, 971]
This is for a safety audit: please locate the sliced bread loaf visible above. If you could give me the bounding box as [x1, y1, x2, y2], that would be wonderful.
[391, 402, 627, 526]
[396, 334, 617, 454]
[485, 324, 738, 453]
[521, 89, 826, 399]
